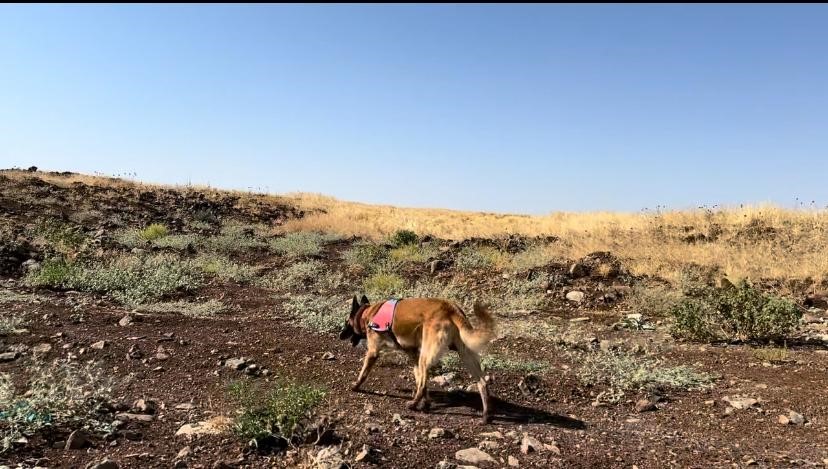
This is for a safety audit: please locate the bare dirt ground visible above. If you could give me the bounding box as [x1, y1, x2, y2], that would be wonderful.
[1, 170, 828, 469]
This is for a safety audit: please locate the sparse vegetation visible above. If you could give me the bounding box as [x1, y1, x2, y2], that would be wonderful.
[140, 223, 169, 241]
[194, 254, 258, 283]
[0, 360, 114, 452]
[628, 284, 683, 318]
[577, 350, 716, 403]
[26, 255, 203, 306]
[669, 281, 801, 343]
[227, 379, 326, 446]
[270, 232, 337, 258]
[342, 241, 388, 271]
[454, 245, 507, 272]
[136, 299, 227, 317]
[363, 271, 406, 299]
[389, 243, 439, 264]
[284, 295, 345, 333]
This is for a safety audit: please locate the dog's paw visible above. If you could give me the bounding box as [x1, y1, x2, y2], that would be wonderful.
[481, 413, 492, 425]
[405, 399, 419, 410]
[420, 400, 431, 411]
[350, 383, 362, 392]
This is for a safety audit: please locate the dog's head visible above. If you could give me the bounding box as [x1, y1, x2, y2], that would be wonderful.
[339, 295, 370, 346]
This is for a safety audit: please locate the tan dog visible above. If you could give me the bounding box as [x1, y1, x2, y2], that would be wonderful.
[339, 295, 496, 423]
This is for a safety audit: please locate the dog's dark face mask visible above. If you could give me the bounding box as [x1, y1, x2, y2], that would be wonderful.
[339, 295, 369, 347]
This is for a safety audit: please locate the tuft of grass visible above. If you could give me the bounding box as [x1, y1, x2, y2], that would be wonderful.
[35, 220, 88, 255]
[0, 313, 27, 336]
[577, 350, 716, 403]
[389, 243, 439, 264]
[284, 295, 345, 333]
[753, 346, 789, 362]
[228, 379, 325, 446]
[136, 299, 227, 317]
[269, 232, 337, 258]
[454, 245, 508, 272]
[26, 255, 203, 306]
[342, 241, 388, 271]
[508, 244, 557, 272]
[140, 223, 169, 241]
[439, 353, 549, 374]
[669, 281, 801, 343]
[388, 229, 418, 247]
[194, 254, 258, 283]
[363, 272, 406, 299]
[260, 260, 344, 293]
[152, 234, 201, 250]
[628, 285, 683, 318]
[0, 360, 114, 452]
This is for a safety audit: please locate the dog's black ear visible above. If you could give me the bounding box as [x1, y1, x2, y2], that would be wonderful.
[351, 296, 360, 315]
[360, 295, 370, 305]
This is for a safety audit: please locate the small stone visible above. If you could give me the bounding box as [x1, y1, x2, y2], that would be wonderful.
[392, 413, 406, 426]
[32, 343, 52, 355]
[175, 403, 195, 411]
[86, 460, 119, 469]
[479, 431, 503, 439]
[0, 352, 19, 362]
[508, 456, 519, 467]
[114, 413, 154, 422]
[569, 262, 587, 278]
[428, 427, 448, 439]
[364, 403, 374, 415]
[321, 352, 335, 360]
[132, 399, 157, 414]
[127, 345, 143, 360]
[478, 440, 500, 450]
[429, 260, 443, 274]
[521, 433, 543, 454]
[65, 430, 90, 449]
[545, 443, 561, 455]
[224, 358, 247, 370]
[565, 291, 585, 303]
[355, 445, 375, 463]
[569, 317, 590, 323]
[430, 372, 456, 387]
[635, 398, 657, 413]
[788, 411, 805, 425]
[778, 415, 790, 425]
[119, 315, 133, 327]
[175, 416, 233, 437]
[434, 461, 456, 469]
[91, 340, 108, 350]
[722, 396, 759, 410]
[455, 447, 495, 465]
[176, 446, 192, 459]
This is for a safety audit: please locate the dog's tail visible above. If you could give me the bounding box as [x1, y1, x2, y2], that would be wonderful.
[452, 302, 496, 353]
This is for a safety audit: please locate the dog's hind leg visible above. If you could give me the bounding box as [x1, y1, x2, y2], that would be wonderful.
[408, 327, 448, 411]
[456, 342, 492, 424]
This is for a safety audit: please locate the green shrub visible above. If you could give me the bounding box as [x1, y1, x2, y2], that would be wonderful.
[35, 220, 88, 254]
[389, 229, 418, 247]
[194, 254, 258, 283]
[455, 246, 506, 272]
[577, 350, 716, 403]
[269, 232, 336, 258]
[628, 285, 683, 318]
[228, 379, 325, 446]
[669, 281, 800, 342]
[389, 243, 439, 264]
[342, 241, 388, 270]
[284, 295, 345, 333]
[140, 223, 168, 241]
[261, 260, 343, 292]
[0, 360, 114, 452]
[26, 255, 203, 306]
[363, 272, 406, 299]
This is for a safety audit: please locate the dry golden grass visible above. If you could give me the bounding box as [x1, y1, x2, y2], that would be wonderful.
[5, 170, 827, 283]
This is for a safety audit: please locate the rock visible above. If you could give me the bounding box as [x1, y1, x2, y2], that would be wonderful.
[507, 456, 519, 467]
[478, 440, 500, 450]
[126, 345, 143, 360]
[321, 352, 335, 360]
[176, 446, 192, 459]
[568, 262, 587, 278]
[635, 398, 657, 413]
[175, 403, 195, 411]
[314, 446, 347, 469]
[435, 461, 457, 469]
[778, 414, 790, 425]
[175, 416, 232, 437]
[119, 315, 134, 327]
[22, 259, 41, 272]
[569, 317, 590, 323]
[355, 444, 376, 463]
[565, 291, 585, 303]
[132, 399, 157, 414]
[392, 413, 407, 426]
[722, 396, 759, 410]
[599, 340, 612, 352]
[431, 372, 456, 387]
[521, 433, 543, 454]
[455, 447, 495, 465]
[224, 358, 248, 370]
[91, 340, 108, 350]
[429, 427, 449, 439]
[155, 346, 170, 361]
[65, 430, 90, 449]
[114, 413, 154, 423]
[31, 343, 52, 355]
[518, 374, 541, 397]
[429, 260, 444, 274]
[787, 411, 806, 425]
[479, 431, 503, 439]
[545, 443, 562, 455]
[86, 460, 119, 469]
[0, 352, 19, 362]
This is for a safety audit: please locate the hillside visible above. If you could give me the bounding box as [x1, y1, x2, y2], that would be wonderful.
[0, 169, 827, 468]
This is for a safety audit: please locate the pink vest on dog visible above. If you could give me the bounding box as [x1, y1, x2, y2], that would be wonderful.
[368, 299, 397, 332]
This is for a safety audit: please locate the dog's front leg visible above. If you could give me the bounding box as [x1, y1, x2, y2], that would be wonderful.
[351, 350, 379, 392]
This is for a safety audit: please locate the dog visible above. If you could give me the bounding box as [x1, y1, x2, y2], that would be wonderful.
[339, 295, 496, 423]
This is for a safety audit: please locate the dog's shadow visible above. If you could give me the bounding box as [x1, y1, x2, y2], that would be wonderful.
[357, 388, 585, 429]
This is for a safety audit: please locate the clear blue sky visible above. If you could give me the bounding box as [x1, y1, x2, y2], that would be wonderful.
[2, 4, 827, 214]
